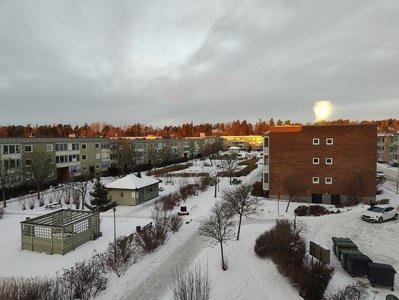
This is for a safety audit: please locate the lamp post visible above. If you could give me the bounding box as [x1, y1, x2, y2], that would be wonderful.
[113, 205, 116, 263]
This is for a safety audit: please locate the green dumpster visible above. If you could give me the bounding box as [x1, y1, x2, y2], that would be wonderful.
[331, 237, 354, 256]
[334, 241, 358, 261]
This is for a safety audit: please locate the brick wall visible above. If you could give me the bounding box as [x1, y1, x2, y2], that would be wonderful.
[268, 124, 377, 203]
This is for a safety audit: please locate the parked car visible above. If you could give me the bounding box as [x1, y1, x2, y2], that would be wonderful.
[361, 205, 398, 223]
[376, 170, 385, 179]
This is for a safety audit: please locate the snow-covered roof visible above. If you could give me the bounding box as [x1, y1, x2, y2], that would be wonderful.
[106, 173, 159, 190]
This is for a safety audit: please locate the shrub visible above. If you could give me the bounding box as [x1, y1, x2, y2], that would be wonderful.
[378, 198, 390, 204]
[168, 214, 183, 233]
[61, 255, 107, 300]
[255, 219, 333, 300]
[158, 192, 182, 211]
[0, 276, 64, 300]
[327, 280, 369, 300]
[172, 263, 212, 300]
[254, 219, 305, 259]
[135, 209, 170, 253]
[294, 205, 333, 217]
[97, 234, 141, 277]
[18, 198, 27, 210]
[298, 257, 335, 300]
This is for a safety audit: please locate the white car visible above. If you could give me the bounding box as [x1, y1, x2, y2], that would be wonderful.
[361, 205, 398, 223]
[376, 171, 385, 179]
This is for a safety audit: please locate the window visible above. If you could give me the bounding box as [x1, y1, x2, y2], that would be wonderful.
[82, 143, 87, 150]
[326, 158, 333, 164]
[25, 145, 32, 152]
[48, 170, 54, 177]
[313, 138, 319, 145]
[263, 173, 268, 183]
[325, 177, 332, 184]
[46, 144, 53, 151]
[95, 143, 100, 149]
[313, 158, 319, 164]
[96, 163, 100, 169]
[25, 159, 32, 166]
[95, 153, 100, 159]
[313, 177, 319, 184]
[82, 154, 87, 160]
[326, 138, 333, 145]
[82, 165, 88, 171]
[264, 137, 269, 147]
[264, 155, 269, 165]
[26, 173, 33, 180]
[47, 157, 53, 164]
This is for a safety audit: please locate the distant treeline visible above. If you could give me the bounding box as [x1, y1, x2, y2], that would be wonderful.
[0, 118, 397, 138]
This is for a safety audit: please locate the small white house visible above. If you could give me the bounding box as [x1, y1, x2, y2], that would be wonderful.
[106, 172, 160, 206]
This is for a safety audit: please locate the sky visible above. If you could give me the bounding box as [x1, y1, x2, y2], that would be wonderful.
[0, 0, 398, 128]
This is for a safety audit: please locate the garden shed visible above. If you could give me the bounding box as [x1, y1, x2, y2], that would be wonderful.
[106, 172, 160, 206]
[20, 209, 100, 255]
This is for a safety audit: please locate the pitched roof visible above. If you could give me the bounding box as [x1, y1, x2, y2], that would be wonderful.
[105, 173, 159, 190]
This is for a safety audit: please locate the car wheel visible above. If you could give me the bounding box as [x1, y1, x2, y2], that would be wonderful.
[394, 214, 398, 220]
[378, 217, 383, 223]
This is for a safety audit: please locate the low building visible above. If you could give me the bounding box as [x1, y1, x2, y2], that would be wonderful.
[20, 209, 100, 255]
[106, 172, 160, 206]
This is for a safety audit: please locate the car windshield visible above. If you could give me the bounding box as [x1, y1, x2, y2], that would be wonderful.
[367, 207, 384, 213]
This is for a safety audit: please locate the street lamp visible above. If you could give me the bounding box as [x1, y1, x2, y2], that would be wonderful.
[113, 205, 116, 263]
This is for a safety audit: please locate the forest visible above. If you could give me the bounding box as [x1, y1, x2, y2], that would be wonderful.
[0, 118, 398, 138]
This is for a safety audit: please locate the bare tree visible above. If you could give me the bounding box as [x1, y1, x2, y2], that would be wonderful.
[282, 173, 308, 213]
[72, 171, 91, 209]
[23, 151, 56, 199]
[208, 166, 219, 198]
[202, 144, 218, 167]
[220, 153, 238, 185]
[221, 184, 258, 240]
[0, 156, 22, 207]
[345, 171, 373, 205]
[198, 201, 236, 270]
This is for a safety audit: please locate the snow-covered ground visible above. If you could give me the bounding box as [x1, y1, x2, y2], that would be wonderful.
[0, 160, 398, 300]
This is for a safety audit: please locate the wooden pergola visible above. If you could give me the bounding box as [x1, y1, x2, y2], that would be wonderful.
[20, 209, 100, 255]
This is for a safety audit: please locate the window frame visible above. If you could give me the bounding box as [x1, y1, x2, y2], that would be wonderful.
[326, 138, 334, 145]
[312, 177, 319, 184]
[325, 177, 332, 184]
[326, 158, 333, 164]
[313, 138, 320, 145]
[313, 158, 320, 164]
[25, 145, 33, 153]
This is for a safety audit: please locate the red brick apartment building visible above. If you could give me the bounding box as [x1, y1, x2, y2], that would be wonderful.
[263, 124, 377, 205]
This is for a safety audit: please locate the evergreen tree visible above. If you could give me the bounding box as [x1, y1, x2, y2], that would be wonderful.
[89, 178, 114, 212]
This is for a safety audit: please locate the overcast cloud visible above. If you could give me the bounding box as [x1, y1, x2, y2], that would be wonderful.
[0, 0, 398, 128]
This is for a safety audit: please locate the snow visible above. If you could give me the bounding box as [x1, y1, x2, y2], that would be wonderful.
[1, 161, 399, 300]
[105, 172, 160, 190]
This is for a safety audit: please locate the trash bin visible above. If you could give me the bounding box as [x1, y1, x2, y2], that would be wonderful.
[368, 262, 396, 291]
[386, 294, 399, 300]
[346, 254, 372, 277]
[332, 237, 352, 255]
[340, 249, 363, 271]
[336, 241, 358, 261]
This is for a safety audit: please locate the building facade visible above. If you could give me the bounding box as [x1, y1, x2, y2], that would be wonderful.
[263, 124, 377, 205]
[0, 135, 221, 187]
[220, 135, 263, 151]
